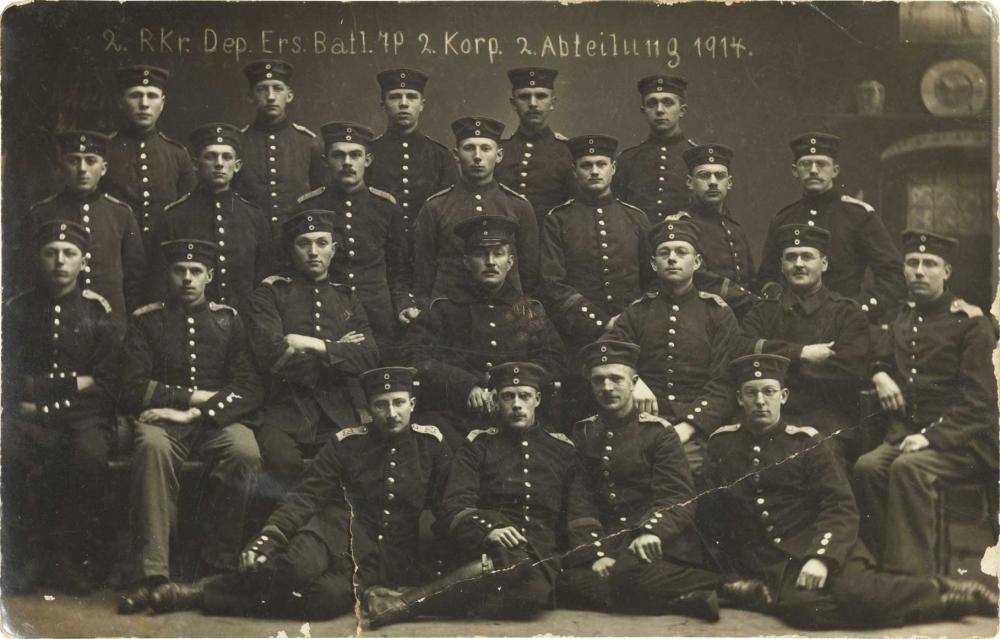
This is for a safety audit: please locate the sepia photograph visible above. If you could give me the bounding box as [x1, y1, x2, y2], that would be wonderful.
[0, 1, 997, 636]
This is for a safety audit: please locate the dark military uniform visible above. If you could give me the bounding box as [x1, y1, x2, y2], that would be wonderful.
[148, 187, 272, 313]
[103, 127, 196, 246]
[708, 421, 952, 629]
[2, 286, 121, 578]
[496, 126, 576, 220]
[558, 410, 722, 613]
[757, 189, 905, 324]
[296, 184, 414, 350]
[247, 273, 379, 489]
[740, 286, 870, 461]
[120, 298, 263, 578]
[401, 280, 566, 449]
[28, 191, 145, 320]
[412, 179, 540, 305]
[612, 133, 695, 224]
[853, 291, 998, 574]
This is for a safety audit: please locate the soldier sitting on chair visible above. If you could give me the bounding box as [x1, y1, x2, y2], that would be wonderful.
[706, 353, 997, 630]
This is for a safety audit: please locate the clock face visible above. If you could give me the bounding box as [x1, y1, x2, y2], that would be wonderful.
[921, 59, 988, 117]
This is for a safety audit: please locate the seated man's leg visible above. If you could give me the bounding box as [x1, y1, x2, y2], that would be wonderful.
[610, 547, 723, 618]
[883, 447, 981, 575]
[196, 422, 261, 574]
[683, 436, 709, 491]
[851, 442, 900, 559]
[255, 424, 305, 501]
[828, 553, 945, 627]
[771, 559, 842, 630]
[556, 566, 613, 611]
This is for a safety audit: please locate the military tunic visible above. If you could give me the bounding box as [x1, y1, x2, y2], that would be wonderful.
[612, 132, 695, 224]
[28, 190, 146, 320]
[496, 126, 576, 220]
[148, 187, 273, 313]
[757, 188, 906, 324]
[103, 127, 196, 245]
[412, 178, 540, 305]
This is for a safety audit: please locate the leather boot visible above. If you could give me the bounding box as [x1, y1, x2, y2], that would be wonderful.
[718, 579, 774, 612]
[119, 577, 167, 614]
[665, 589, 721, 622]
[938, 577, 999, 618]
[150, 581, 206, 613]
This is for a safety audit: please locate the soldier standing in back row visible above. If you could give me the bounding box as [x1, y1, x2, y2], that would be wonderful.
[496, 67, 576, 220]
[103, 65, 196, 248]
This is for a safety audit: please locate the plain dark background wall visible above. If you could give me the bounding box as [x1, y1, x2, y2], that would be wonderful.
[2, 1, 994, 296]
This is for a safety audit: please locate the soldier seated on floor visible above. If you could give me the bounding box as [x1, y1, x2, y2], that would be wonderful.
[705, 353, 997, 630]
[366, 362, 579, 629]
[145, 366, 452, 620]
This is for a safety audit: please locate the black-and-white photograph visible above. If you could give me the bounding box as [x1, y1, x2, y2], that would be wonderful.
[0, 1, 997, 636]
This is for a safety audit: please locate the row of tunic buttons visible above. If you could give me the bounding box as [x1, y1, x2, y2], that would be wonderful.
[807, 208, 818, 227]
[485, 303, 499, 350]
[377, 446, 399, 541]
[341, 201, 358, 291]
[520, 439, 532, 533]
[663, 306, 681, 394]
[593, 207, 615, 306]
[600, 430, 621, 510]
[719, 219, 742, 276]
[313, 287, 325, 335]
[517, 142, 534, 191]
[186, 315, 199, 390]
[653, 146, 669, 210]
[138, 141, 152, 232]
[397, 141, 413, 229]
[78, 204, 94, 288]
[42, 303, 75, 414]
[909, 315, 922, 417]
[214, 200, 229, 302]
[267, 133, 281, 220]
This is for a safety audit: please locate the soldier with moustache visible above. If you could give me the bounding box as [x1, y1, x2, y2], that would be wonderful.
[118, 239, 262, 614]
[613, 75, 696, 224]
[739, 225, 870, 466]
[402, 215, 565, 450]
[496, 67, 576, 220]
[297, 122, 415, 359]
[233, 59, 328, 247]
[853, 231, 998, 575]
[368, 68, 457, 256]
[248, 210, 379, 497]
[27, 130, 145, 320]
[2, 220, 122, 595]
[366, 362, 580, 628]
[757, 133, 905, 325]
[103, 65, 196, 248]
[412, 116, 540, 306]
[147, 123, 272, 314]
[706, 354, 997, 629]
[145, 367, 452, 620]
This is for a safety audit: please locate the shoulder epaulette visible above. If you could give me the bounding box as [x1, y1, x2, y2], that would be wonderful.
[687, 138, 698, 147]
[412, 424, 444, 442]
[132, 302, 164, 317]
[4, 289, 34, 306]
[618, 200, 647, 217]
[785, 424, 819, 437]
[29, 193, 59, 210]
[699, 291, 728, 307]
[631, 290, 658, 305]
[499, 182, 529, 201]
[336, 426, 369, 442]
[163, 192, 192, 212]
[467, 427, 499, 441]
[109, 130, 120, 139]
[618, 142, 642, 156]
[371, 133, 385, 143]
[239, 124, 251, 134]
[950, 298, 983, 318]
[546, 431, 574, 446]
[428, 296, 450, 310]
[553, 131, 569, 141]
[573, 415, 598, 429]
[292, 123, 318, 138]
[330, 281, 352, 292]
[157, 131, 186, 149]
[638, 412, 672, 428]
[262, 275, 292, 286]
[233, 191, 256, 207]
[664, 211, 692, 221]
[425, 134, 450, 150]
[81, 289, 112, 313]
[840, 195, 875, 214]
[368, 186, 397, 204]
[425, 185, 454, 202]
[209, 301, 238, 315]
[101, 192, 131, 209]
[546, 199, 575, 216]
[709, 423, 742, 438]
[296, 186, 326, 203]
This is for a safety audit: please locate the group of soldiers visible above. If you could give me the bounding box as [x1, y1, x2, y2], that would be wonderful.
[3, 59, 997, 630]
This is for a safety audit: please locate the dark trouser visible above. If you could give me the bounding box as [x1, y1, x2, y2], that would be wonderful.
[557, 548, 723, 613]
[254, 425, 330, 500]
[129, 420, 260, 580]
[1, 415, 110, 567]
[203, 530, 356, 620]
[852, 441, 983, 574]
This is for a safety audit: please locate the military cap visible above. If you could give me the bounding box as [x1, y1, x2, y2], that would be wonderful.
[377, 68, 428, 94]
[243, 59, 293, 87]
[580, 339, 640, 371]
[790, 132, 840, 160]
[775, 224, 831, 254]
[451, 116, 504, 144]
[454, 215, 519, 253]
[683, 143, 734, 172]
[116, 65, 169, 92]
[55, 130, 110, 157]
[161, 239, 221, 268]
[189, 123, 242, 154]
[648, 217, 701, 253]
[567, 135, 618, 160]
[36, 219, 90, 252]
[508, 67, 558, 90]
[637, 74, 688, 98]
[320, 122, 375, 150]
[361, 366, 419, 398]
[488, 361, 548, 391]
[901, 228, 959, 263]
[730, 353, 790, 386]
[282, 209, 339, 244]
